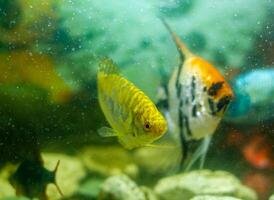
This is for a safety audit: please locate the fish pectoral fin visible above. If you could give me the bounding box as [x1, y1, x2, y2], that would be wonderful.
[98, 127, 117, 137]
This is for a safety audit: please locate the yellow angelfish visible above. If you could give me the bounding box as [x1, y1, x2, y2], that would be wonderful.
[97, 58, 167, 149]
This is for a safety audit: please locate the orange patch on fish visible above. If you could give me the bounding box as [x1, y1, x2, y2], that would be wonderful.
[187, 57, 234, 100]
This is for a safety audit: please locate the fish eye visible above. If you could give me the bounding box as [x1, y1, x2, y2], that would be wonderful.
[143, 122, 151, 131]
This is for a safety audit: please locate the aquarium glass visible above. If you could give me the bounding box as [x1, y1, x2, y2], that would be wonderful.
[0, 0, 273, 200]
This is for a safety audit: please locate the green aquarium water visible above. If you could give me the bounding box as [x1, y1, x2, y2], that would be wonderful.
[0, 0, 273, 200]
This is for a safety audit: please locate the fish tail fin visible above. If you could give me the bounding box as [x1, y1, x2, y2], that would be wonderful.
[199, 136, 212, 169]
[161, 18, 192, 60]
[53, 160, 64, 197]
[185, 136, 212, 171]
[179, 136, 189, 171]
[99, 57, 119, 75]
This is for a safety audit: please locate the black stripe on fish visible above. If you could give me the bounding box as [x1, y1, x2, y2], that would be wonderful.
[176, 81, 182, 98]
[191, 76, 196, 102]
[217, 96, 231, 112]
[156, 84, 169, 110]
[156, 99, 169, 110]
[207, 82, 224, 96]
[185, 97, 189, 105]
[192, 105, 197, 117]
[179, 130, 188, 170]
[177, 83, 184, 140]
[183, 115, 192, 137]
[208, 98, 216, 115]
[178, 99, 184, 132]
[177, 82, 191, 170]
[178, 98, 188, 170]
[203, 86, 207, 92]
[175, 63, 183, 98]
[178, 84, 184, 145]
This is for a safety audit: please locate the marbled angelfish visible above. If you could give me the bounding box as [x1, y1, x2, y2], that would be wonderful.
[97, 58, 167, 149]
[161, 20, 234, 169]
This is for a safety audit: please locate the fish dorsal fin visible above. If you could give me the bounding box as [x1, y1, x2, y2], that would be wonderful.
[53, 160, 64, 197]
[98, 126, 118, 137]
[161, 18, 193, 60]
[99, 58, 119, 75]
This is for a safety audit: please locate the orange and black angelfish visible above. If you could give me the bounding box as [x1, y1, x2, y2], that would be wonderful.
[158, 19, 234, 171]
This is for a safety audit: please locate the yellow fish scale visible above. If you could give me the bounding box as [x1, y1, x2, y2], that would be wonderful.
[98, 72, 157, 132]
[97, 58, 167, 149]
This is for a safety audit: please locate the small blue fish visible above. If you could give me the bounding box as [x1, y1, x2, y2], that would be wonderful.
[225, 68, 274, 124]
